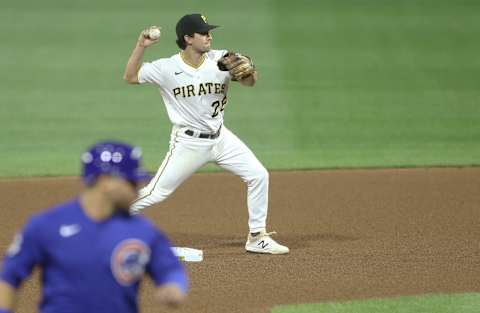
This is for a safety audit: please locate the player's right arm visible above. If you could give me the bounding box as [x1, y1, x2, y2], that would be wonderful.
[0, 217, 44, 312]
[123, 28, 160, 84]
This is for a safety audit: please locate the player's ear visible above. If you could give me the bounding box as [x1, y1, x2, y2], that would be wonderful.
[184, 34, 193, 46]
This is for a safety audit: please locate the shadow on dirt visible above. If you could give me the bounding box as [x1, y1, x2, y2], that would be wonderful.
[168, 232, 359, 249]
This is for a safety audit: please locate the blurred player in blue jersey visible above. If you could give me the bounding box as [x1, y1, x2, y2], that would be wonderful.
[0, 141, 188, 313]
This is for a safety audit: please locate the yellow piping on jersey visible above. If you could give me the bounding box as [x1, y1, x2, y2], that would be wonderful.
[131, 130, 179, 204]
[180, 52, 205, 69]
[136, 64, 142, 83]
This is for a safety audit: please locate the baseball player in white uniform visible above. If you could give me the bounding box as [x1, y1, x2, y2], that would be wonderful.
[123, 13, 289, 254]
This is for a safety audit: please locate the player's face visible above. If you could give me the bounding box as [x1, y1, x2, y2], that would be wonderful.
[190, 31, 212, 53]
[103, 176, 139, 212]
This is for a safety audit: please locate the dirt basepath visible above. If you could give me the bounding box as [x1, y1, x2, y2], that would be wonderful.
[1, 168, 479, 313]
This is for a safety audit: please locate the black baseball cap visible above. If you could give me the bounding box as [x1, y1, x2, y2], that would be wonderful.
[176, 14, 219, 39]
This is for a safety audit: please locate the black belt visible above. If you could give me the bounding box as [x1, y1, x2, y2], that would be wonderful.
[185, 127, 221, 139]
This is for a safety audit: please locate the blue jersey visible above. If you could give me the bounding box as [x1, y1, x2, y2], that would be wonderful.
[0, 199, 187, 313]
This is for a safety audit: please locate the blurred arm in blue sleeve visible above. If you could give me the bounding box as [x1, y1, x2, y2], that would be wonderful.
[0, 216, 44, 310]
[147, 231, 188, 307]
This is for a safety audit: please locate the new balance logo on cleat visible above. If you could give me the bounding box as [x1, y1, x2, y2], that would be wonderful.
[258, 240, 269, 249]
[245, 230, 289, 255]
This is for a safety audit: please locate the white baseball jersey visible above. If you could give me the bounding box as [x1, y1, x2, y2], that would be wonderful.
[131, 48, 272, 235]
[138, 49, 231, 133]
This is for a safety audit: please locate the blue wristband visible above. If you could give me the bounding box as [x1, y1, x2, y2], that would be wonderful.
[0, 309, 12, 313]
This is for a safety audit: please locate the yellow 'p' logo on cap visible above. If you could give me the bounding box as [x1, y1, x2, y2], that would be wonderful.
[201, 15, 207, 23]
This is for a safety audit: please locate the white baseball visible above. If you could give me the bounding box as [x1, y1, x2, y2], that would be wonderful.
[148, 27, 161, 40]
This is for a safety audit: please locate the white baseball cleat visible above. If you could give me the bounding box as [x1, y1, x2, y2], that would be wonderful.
[245, 230, 289, 254]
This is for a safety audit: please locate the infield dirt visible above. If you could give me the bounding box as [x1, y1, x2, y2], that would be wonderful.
[1, 168, 479, 313]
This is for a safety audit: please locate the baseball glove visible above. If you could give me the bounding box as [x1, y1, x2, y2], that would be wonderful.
[217, 52, 255, 81]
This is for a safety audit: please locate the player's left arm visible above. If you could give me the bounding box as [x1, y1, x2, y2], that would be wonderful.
[0, 281, 15, 312]
[147, 231, 188, 307]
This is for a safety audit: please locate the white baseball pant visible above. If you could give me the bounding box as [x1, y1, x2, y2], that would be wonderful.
[131, 125, 269, 233]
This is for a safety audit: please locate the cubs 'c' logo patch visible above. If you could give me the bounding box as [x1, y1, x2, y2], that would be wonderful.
[111, 239, 151, 286]
[201, 15, 207, 23]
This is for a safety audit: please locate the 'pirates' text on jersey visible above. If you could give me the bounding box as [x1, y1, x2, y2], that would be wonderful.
[138, 49, 231, 133]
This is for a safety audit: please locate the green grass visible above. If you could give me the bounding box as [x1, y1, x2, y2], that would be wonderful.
[272, 293, 480, 313]
[1, 0, 479, 177]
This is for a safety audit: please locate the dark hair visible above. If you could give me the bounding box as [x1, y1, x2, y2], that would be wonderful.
[176, 37, 187, 50]
[176, 33, 196, 50]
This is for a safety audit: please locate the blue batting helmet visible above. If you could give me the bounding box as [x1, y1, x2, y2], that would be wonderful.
[81, 141, 151, 185]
